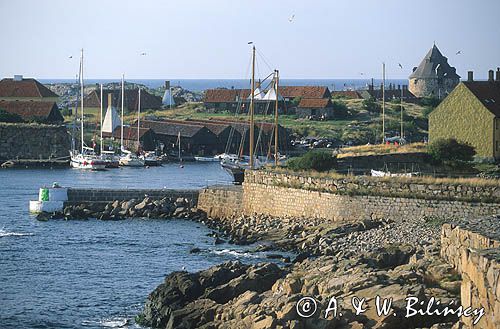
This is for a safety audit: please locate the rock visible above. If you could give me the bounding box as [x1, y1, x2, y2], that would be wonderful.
[251, 315, 275, 329]
[190, 248, 201, 254]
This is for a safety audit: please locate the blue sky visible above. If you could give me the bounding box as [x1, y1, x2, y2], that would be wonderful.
[0, 0, 499, 79]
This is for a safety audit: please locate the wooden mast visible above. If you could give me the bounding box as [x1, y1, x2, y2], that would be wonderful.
[80, 49, 84, 154]
[249, 45, 256, 169]
[137, 88, 141, 151]
[121, 74, 124, 151]
[100, 83, 103, 154]
[382, 62, 386, 144]
[274, 69, 279, 166]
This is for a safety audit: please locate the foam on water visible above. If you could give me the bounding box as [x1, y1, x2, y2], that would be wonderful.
[0, 228, 34, 238]
[212, 249, 260, 258]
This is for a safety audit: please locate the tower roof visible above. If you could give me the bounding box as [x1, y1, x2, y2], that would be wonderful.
[409, 45, 460, 80]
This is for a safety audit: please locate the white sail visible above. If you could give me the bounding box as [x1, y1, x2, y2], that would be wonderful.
[248, 86, 265, 100]
[102, 101, 121, 133]
[262, 86, 283, 101]
[162, 88, 176, 106]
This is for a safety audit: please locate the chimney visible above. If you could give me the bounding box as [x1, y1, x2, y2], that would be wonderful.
[467, 71, 474, 82]
[107, 93, 113, 108]
[165, 80, 170, 89]
[13, 74, 23, 81]
[488, 69, 494, 82]
[496, 67, 500, 82]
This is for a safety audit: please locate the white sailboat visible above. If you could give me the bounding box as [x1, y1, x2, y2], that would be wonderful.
[119, 80, 144, 167]
[70, 49, 106, 170]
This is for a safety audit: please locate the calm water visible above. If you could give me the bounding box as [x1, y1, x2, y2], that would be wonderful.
[0, 163, 280, 329]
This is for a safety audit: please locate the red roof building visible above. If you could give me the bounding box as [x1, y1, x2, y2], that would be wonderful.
[0, 76, 59, 101]
[0, 100, 63, 123]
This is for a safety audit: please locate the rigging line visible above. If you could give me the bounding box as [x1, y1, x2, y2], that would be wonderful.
[256, 49, 274, 73]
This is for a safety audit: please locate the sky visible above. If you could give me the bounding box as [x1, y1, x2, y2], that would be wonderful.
[1, 0, 499, 80]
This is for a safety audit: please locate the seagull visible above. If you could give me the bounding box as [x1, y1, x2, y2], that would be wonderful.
[140, 52, 147, 56]
[456, 50, 462, 55]
[68, 55, 73, 59]
[288, 14, 295, 22]
[248, 41, 253, 45]
[398, 63, 403, 69]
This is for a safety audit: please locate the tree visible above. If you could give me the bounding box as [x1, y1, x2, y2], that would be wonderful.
[332, 100, 350, 119]
[362, 98, 381, 113]
[287, 151, 337, 172]
[0, 108, 23, 123]
[427, 138, 476, 164]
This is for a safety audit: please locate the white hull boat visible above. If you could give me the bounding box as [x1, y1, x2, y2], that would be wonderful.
[119, 153, 145, 167]
[70, 151, 106, 170]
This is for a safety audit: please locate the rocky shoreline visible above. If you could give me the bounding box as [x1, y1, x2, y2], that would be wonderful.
[136, 211, 465, 329]
[35, 197, 466, 328]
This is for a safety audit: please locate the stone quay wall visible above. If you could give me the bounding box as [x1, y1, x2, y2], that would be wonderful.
[244, 170, 500, 203]
[441, 219, 500, 329]
[197, 186, 243, 219]
[66, 188, 199, 206]
[242, 182, 500, 222]
[0, 123, 70, 161]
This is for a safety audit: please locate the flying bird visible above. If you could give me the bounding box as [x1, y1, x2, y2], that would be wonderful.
[288, 14, 295, 22]
[140, 52, 147, 56]
[248, 41, 253, 45]
[456, 50, 462, 55]
[68, 55, 73, 59]
[398, 63, 403, 69]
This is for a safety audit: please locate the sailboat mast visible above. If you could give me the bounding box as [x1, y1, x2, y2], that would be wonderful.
[249, 46, 256, 169]
[274, 69, 279, 166]
[80, 48, 84, 154]
[382, 62, 386, 144]
[137, 88, 141, 150]
[178, 131, 181, 162]
[100, 84, 103, 154]
[121, 74, 124, 151]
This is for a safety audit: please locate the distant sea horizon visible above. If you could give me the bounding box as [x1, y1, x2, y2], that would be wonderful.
[39, 78, 409, 92]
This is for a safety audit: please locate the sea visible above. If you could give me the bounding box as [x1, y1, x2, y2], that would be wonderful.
[0, 163, 290, 329]
[39, 78, 408, 92]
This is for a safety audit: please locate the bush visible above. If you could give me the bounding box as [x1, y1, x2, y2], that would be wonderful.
[287, 151, 337, 172]
[0, 108, 23, 123]
[420, 96, 441, 108]
[362, 98, 381, 113]
[427, 138, 476, 164]
[332, 100, 350, 119]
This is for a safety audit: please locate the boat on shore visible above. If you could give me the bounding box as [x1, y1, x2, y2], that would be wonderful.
[141, 152, 161, 166]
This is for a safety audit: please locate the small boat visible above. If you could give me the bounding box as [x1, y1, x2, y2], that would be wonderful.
[70, 148, 106, 170]
[194, 156, 220, 162]
[141, 152, 161, 166]
[101, 151, 120, 168]
[119, 150, 145, 167]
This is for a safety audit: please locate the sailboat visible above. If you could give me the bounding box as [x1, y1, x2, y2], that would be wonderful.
[221, 45, 282, 183]
[70, 49, 106, 170]
[119, 82, 145, 167]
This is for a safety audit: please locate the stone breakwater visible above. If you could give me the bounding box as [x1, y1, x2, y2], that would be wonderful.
[138, 210, 473, 329]
[36, 196, 203, 221]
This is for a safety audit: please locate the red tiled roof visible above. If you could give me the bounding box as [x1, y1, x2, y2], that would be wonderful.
[279, 86, 330, 99]
[463, 81, 500, 117]
[0, 78, 59, 98]
[203, 89, 250, 103]
[298, 98, 332, 108]
[0, 100, 61, 121]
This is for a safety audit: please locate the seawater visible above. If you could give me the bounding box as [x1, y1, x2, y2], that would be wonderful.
[40, 78, 408, 92]
[0, 163, 280, 329]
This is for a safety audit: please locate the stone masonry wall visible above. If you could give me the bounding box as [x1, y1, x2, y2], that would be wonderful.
[197, 186, 243, 219]
[245, 170, 500, 203]
[0, 123, 70, 160]
[441, 219, 500, 329]
[67, 188, 199, 207]
[243, 182, 500, 222]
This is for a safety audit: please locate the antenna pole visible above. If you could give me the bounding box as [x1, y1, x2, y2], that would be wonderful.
[400, 84, 404, 141]
[249, 46, 256, 169]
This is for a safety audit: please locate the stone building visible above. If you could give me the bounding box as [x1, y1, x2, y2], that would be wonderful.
[409, 44, 460, 99]
[429, 69, 500, 160]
